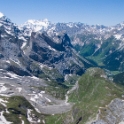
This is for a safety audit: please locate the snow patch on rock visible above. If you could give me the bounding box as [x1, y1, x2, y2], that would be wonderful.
[16, 87, 22, 92]
[0, 12, 4, 18]
[0, 111, 12, 124]
[114, 34, 122, 39]
[0, 98, 8, 107]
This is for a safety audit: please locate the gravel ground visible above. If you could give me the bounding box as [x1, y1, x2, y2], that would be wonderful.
[0, 70, 73, 115]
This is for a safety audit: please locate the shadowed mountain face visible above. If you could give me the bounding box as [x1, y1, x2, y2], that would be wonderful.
[25, 31, 91, 77]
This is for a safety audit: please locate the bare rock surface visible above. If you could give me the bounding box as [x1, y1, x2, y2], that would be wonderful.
[91, 98, 124, 124]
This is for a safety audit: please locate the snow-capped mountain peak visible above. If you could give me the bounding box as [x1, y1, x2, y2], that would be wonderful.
[0, 12, 4, 18]
[21, 18, 50, 32]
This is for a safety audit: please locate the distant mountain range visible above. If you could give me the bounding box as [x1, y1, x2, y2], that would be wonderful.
[20, 17, 124, 72]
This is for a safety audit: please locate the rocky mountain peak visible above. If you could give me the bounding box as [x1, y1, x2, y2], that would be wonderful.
[20, 18, 50, 32]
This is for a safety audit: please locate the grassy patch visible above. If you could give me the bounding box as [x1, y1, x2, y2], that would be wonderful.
[45, 112, 73, 124]
[45, 114, 63, 124]
[45, 81, 69, 100]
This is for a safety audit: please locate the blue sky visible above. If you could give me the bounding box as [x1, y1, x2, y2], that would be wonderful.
[0, 0, 124, 26]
